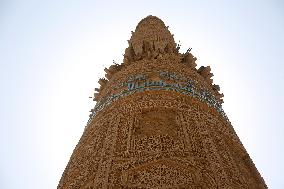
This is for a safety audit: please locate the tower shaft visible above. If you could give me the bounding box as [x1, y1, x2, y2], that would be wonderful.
[58, 16, 266, 189]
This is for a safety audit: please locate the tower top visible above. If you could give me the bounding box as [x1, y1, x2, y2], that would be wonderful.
[124, 15, 177, 62]
[101, 16, 224, 105]
[131, 15, 175, 46]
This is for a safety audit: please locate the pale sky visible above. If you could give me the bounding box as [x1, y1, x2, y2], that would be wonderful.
[0, 1, 283, 188]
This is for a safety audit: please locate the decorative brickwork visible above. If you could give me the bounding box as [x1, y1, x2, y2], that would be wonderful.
[58, 15, 267, 189]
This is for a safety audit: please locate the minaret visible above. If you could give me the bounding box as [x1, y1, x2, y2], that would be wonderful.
[58, 15, 267, 188]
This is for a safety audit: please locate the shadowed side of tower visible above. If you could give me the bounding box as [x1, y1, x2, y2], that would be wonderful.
[58, 15, 267, 189]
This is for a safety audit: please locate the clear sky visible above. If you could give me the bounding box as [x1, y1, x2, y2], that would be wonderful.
[0, 0, 283, 188]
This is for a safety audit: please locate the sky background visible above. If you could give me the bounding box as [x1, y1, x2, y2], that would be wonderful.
[0, 0, 283, 188]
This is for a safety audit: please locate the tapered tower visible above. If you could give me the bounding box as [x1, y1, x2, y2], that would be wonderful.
[58, 16, 266, 188]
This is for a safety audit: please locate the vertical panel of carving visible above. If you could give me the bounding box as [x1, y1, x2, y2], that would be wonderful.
[93, 112, 120, 188]
[177, 111, 219, 188]
[107, 111, 142, 187]
[178, 112, 193, 153]
[84, 120, 110, 183]
[203, 114, 244, 188]
[127, 115, 135, 156]
[214, 126, 247, 187]
[175, 111, 189, 153]
[114, 116, 133, 157]
[181, 112, 207, 161]
[195, 113, 228, 188]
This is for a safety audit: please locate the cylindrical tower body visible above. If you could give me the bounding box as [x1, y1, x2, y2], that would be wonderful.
[58, 16, 266, 189]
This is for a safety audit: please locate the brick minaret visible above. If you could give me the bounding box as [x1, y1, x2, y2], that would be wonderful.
[58, 15, 267, 189]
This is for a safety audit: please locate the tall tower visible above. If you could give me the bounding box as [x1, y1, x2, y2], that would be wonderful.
[58, 16, 266, 189]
